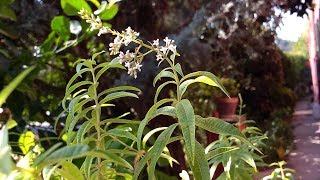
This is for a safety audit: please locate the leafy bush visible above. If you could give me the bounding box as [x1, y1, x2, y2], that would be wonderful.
[1, 7, 267, 179]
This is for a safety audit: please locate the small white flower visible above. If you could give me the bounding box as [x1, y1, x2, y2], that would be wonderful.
[179, 170, 190, 180]
[159, 46, 168, 54]
[124, 61, 131, 68]
[98, 26, 109, 36]
[109, 36, 122, 55]
[152, 39, 159, 47]
[164, 37, 174, 47]
[119, 50, 134, 64]
[127, 62, 142, 79]
[122, 27, 139, 46]
[156, 53, 163, 61]
[168, 44, 177, 54]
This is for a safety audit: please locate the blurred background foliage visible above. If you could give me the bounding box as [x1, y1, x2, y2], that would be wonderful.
[0, 0, 312, 175]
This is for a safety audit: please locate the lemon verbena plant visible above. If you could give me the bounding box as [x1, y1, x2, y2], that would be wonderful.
[64, 9, 262, 180]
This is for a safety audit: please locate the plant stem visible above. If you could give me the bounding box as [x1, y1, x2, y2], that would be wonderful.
[91, 67, 102, 180]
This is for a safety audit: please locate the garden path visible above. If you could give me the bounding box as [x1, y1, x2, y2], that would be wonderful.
[256, 98, 320, 180]
[286, 98, 320, 180]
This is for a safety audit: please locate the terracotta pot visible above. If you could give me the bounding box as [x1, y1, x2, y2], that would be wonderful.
[215, 97, 239, 118]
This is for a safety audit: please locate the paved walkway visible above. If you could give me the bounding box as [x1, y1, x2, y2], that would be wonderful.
[286, 99, 320, 180]
[256, 99, 320, 179]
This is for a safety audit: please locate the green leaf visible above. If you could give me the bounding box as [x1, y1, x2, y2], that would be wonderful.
[188, 141, 210, 180]
[33, 143, 63, 166]
[107, 129, 138, 142]
[134, 123, 178, 179]
[179, 76, 219, 97]
[100, 4, 119, 20]
[61, 0, 92, 16]
[96, 58, 125, 80]
[151, 106, 176, 119]
[195, 115, 261, 153]
[18, 131, 35, 154]
[0, 0, 14, 6]
[0, 6, 16, 21]
[174, 63, 184, 77]
[153, 69, 175, 87]
[76, 121, 92, 143]
[239, 151, 257, 171]
[0, 146, 13, 175]
[7, 119, 17, 129]
[56, 161, 84, 180]
[51, 16, 70, 41]
[137, 99, 174, 150]
[0, 125, 13, 175]
[176, 99, 195, 164]
[82, 157, 94, 179]
[181, 71, 229, 97]
[0, 65, 35, 107]
[85, 150, 133, 170]
[0, 125, 9, 149]
[99, 91, 139, 105]
[206, 147, 239, 160]
[98, 86, 140, 98]
[154, 81, 175, 104]
[35, 144, 90, 167]
[41, 32, 57, 52]
[142, 127, 167, 149]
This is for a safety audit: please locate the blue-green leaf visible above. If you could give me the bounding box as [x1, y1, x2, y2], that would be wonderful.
[137, 99, 174, 150]
[153, 68, 175, 87]
[195, 115, 261, 153]
[189, 141, 210, 180]
[176, 99, 195, 164]
[134, 123, 178, 179]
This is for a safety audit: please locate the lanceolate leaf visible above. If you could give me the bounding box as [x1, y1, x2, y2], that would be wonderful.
[137, 99, 174, 150]
[195, 115, 261, 153]
[99, 91, 138, 105]
[56, 161, 84, 180]
[96, 58, 125, 80]
[154, 81, 175, 103]
[174, 63, 184, 77]
[98, 86, 140, 98]
[180, 71, 229, 98]
[206, 147, 239, 160]
[151, 106, 176, 119]
[189, 141, 210, 180]
[153, 68, 175, 87]
[0, 65, 35, 107]
[85, 150, 133, 170]
[107, 129, 138, 142]
[142, 127, 167, 149]
[133, 123, 178, 179]
[179, 75, 219, 97]
[176, 99, 196, 164]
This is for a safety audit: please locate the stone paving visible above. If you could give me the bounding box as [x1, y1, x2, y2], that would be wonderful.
[256, 99, 320, 180]
[286, 99, 320, 180]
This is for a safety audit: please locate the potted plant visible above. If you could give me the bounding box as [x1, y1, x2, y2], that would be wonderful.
[212, 77, 240, 120]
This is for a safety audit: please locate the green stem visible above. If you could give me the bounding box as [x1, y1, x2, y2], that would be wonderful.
[90, 67, 102, 180]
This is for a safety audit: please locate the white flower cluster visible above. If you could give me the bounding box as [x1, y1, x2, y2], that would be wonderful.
[152, 37, 177, 62]
[118, 50, 142, 79]
[107, 27, 141, 78]
[78, 9, 179, 79]
[78, 9, 110, 36]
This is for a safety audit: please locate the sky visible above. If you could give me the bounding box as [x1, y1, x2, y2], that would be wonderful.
[276, 11, 309, 42]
